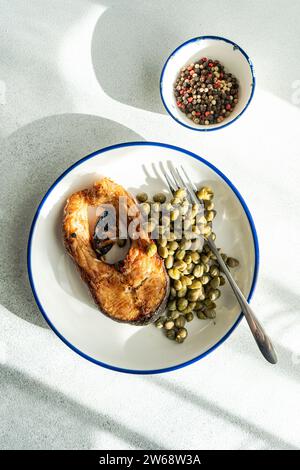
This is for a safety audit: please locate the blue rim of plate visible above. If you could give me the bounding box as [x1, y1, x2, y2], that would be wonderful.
[160, 35, 256, 132]
[27, 141, 259, 375]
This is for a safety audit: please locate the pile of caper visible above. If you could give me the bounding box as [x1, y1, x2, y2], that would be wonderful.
[136, 186, 239, 344]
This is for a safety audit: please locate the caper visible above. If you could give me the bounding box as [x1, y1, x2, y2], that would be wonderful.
[204, 299, 216, 309]
[165, 255, 174, 269]
[201, 275, 210, 285]
[196, 186, 214, 201]
[153, 193, 166, 203]
[155, 318, 164, 328]
[197, 311, 207, 319]
[185, 263, 195, 274]
[175, 250, 185, 260]
[166, 329, 176, 340]
[180, 275, 192, 287]
[201, 225, 212, 236]
[195, 301, 204, 311]
[167, 299, 177, 311]
[168, 268, 181, 280]
[175, 335, 185, 343]
[174, 188, 186, 200]
[204, 309, 216, 319]
[173, 279, 183, 291]
[168, 310, 180, 320]
[136, 192, 148, 203]
[189, 280, 202, 290]
[164, 319, 175, 330]
[193, 264, 204, 278]
[177, 286, 187, 298]
[210, 265, 220, 277]
[146, 243, 157, 257]
[187, 289, 202, 302]
[201, 254, 210, 264]
[184, 254, 192, 265]
[209, 289, 221, 301]
[191, 252, 200, 263]
[204, 200, 214, 210]
[170, 287, 176, 299]
[170, 208, 180, 221]
[210, 276, 220, 289]
[181, 305, 193, 314]
[168, 241, 179, 251]
[211, 232, 216, 241]
[158, 246, 168, 259]
[185, 312, 194, 322]
[168, 250, 175, 256]
[227, 257, 239, 268]
[159, 237, 168, 247]
[173, 260, 187, 272]
[177, 298, 188, 312]
[180, 239, 191, 250]
[177, 327, 188, 339]
[219, 275, 226, 286]
[175, 315, 186, 328]
[205, 210, 216, 222]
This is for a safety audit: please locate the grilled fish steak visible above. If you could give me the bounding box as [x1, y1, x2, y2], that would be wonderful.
[63, 177, 169, 325]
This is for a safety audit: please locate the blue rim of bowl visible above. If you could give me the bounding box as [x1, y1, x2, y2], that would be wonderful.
[160, 35, 256, 132]
[27, 141, 259, 375]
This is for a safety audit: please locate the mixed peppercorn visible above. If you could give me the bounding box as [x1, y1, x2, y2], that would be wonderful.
[174, 57, 239, 125]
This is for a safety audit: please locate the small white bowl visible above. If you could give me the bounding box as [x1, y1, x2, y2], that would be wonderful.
[160, 36, 255, 131]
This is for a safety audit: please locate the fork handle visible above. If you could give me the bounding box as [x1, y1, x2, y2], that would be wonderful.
[207, 238, 277, 364]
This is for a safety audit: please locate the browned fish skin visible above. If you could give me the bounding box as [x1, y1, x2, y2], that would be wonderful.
[63, 178, 169, 325]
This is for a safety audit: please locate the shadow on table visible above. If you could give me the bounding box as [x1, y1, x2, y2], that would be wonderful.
[0, 114, 142, 328]
[150, 376, 297, 450]
[0, 364, 161, 450]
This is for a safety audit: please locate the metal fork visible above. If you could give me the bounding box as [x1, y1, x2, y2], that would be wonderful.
[161, 164, 278, 364]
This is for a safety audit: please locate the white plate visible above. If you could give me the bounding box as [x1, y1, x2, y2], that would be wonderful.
[160, 36, 255, 131]
[28, 142, 259, 374]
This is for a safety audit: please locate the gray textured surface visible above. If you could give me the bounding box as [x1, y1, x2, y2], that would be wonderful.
[0, 0, 300, 450]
